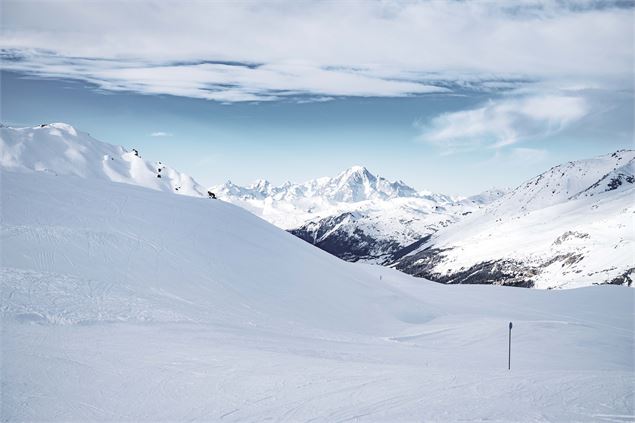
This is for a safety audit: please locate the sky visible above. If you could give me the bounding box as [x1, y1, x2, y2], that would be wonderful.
[1, 0, 633, 195]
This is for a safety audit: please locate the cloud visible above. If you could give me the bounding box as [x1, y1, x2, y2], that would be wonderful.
[150, 131, 173, 137]
[0, 52, 447, 101]
[419, 95, 589, 151]
[0, 1, 632, 102]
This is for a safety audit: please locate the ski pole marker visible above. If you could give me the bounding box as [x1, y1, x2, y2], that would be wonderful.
[508, 321, 513, 370]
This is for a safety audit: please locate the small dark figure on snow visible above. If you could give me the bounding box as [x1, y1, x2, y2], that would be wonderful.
[157, 174, 162, 178]
[132, 149, 139, 157]
[207, 191, 217, 199]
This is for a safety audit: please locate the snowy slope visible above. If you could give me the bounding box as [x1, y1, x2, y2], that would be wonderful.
[458, 188, 508, 206]
[488, 149, 635, 215]
[212, 167, 500, 262]
[0, 123, 207, 197]
[2, 170, 633, 422]
[1, 129, 633, 421]
[289, 197, 459, 263]
[0, 170, 423, 335]
[395, 150, 635, 289]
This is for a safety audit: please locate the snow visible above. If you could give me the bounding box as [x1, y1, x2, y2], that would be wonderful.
[1, 169, 633, 420]
[210, 165, 461, 230]
[1, 124, 633, 421]
[402, 150, 635, 289]
[0, 123, 207, 197]
[292, 197, 460, 263]
[490, 150, 635, 215]
[211, 165, 498, 263]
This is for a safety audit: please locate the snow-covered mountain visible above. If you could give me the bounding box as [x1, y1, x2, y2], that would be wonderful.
[214, 165, 423, 206]
[289, 198, 458, 263]
[2, 123, 629, 290]
[2, 123, 633, 421]
[393, 150, 635, 289]
[212, 167, 502, 262]
[0, 123, 207, 197]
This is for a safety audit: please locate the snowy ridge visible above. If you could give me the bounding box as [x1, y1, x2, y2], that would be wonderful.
[574, 154, 635, 198]
[210, 165, 462, 229]
[214, 165, 427, 206]
[0, 123, 207, 197]
[487, 149, 635, 215]
[395, 150, 635, 289]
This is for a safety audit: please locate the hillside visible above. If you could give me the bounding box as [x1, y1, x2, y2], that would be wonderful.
[0, 123, 207, 197]
[394, 150, 635, 289]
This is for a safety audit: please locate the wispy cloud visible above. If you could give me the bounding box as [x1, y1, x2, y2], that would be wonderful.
[419, 95, 589, 152]
[150, 131, 173, 137]
[0, 1, 632, 102]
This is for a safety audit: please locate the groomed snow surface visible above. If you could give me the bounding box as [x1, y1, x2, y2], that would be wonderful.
[2, 169, 633, 422]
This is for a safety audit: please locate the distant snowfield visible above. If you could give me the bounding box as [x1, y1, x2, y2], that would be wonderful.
[1, 169, 633, 422]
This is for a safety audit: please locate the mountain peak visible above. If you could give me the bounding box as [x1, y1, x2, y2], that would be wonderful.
[34, 122, 79, 136]
[250, 178, 271, 192]
[338, 165, 373, 179]
[348, 165, 369, 173]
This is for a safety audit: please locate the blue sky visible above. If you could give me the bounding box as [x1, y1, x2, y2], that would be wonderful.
[1, 1, 633, 195]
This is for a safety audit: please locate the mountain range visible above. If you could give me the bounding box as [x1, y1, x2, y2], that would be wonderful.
[2, 123, 632, 289]
[213, 149, 634, 289]
[212, 167, 505, 263]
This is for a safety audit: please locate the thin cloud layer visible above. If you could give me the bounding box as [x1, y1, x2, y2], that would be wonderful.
[420, 95, 589, 151]
[1, 1, 632, 102]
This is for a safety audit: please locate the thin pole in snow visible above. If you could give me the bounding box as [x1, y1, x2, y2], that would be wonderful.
[508, 321, 513, 370]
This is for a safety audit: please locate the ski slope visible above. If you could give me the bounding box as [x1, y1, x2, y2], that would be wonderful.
[1, 167, 633, 422]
